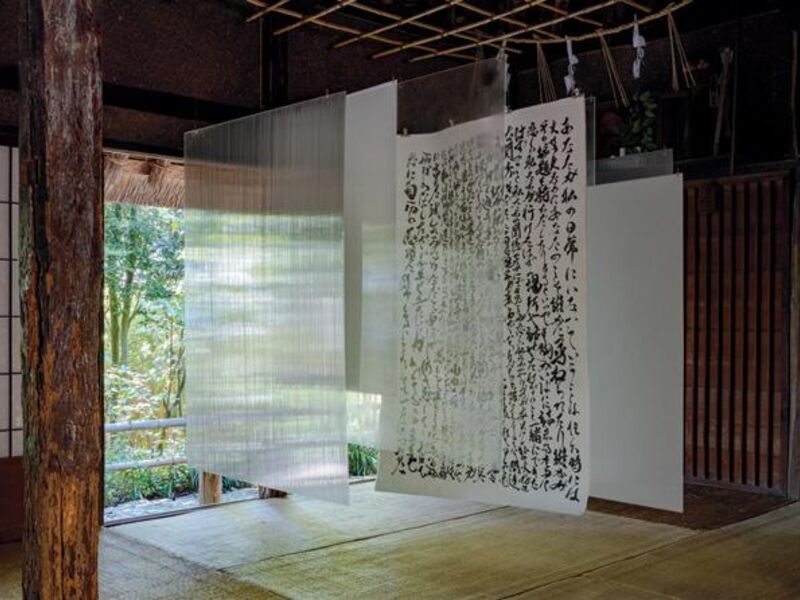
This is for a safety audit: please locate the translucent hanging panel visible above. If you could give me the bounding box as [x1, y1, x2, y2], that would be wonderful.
[184, 94, 349, 504]
[377, 59, 510, 504]
[343, 82, 397, 447]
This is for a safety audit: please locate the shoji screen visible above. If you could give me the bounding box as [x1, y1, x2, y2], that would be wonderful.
[184, 95, 349, 503]
[0, 146, 21, 459]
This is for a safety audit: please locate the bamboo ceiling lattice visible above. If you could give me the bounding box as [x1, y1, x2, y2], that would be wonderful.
[244, 0, 693, 63]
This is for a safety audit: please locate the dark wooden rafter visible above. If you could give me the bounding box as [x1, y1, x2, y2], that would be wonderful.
[19, 0, 104, 597]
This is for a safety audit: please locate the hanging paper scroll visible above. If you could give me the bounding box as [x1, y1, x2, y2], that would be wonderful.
[378, 81, 589, 513]
[377, 59, 510, 505]
[503, 98, 589, 513]
[184, 94, 349, 504]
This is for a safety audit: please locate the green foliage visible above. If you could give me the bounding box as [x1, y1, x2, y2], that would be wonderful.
[105, 464, 195, 506]
[104, 204, 378, 507]
[348, 443, 378, 477]
[620, 91, 659, 154]
[104, 203, 187, 506]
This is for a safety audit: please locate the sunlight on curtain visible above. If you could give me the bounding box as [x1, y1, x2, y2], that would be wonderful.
[184, 94, 349, 503]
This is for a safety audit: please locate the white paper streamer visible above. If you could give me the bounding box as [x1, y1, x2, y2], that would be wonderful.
[564, 38, 579, 94]
[184, 94, 349, 504]
[632, 18, 646, 80]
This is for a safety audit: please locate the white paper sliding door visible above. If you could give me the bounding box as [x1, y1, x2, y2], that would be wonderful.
[184, 95, 349, 503]
[588, 174, 684, 512]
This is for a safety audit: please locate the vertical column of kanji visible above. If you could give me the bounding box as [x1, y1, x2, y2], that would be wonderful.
[19, 0, 103, 597]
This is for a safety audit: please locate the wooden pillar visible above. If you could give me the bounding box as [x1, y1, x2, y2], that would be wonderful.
[789, 169, 800, 500]
[18, 0, 103, 598]
[258, 486, 287, 499]
[200, 471, 222, 505]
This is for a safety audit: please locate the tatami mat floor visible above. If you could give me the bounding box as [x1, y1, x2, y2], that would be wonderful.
[1, 483, 798, 599]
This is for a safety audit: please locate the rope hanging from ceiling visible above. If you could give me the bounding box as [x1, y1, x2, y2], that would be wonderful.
[245, 0, 696, 106]
[536, 43, 558, 104]
[666, 9, 696, 91]
[598, 33, 629, 108]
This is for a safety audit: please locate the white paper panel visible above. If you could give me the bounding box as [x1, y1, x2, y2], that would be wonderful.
[185, 94, 349, 504]
[343, 82, 397, 446]
[378, 111, 508, 502]
[378, 72, 589, 512]
[588, 174, 684, 512]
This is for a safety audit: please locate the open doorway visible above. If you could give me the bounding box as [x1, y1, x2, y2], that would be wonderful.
[103, 153, 259, 523]
[101, 153, 381, 524]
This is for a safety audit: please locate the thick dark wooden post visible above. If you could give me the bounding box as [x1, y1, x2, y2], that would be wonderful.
[19, 0, 104, 597]
[790, 169, 800, 500]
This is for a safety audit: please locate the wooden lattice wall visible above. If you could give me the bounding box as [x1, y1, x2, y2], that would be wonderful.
[685, 172, 792, 495]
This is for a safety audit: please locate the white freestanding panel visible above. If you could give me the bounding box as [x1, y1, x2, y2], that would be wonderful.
[588, 174, 684, 512]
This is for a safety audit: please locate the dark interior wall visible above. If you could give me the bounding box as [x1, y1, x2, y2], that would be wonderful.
[0, 2, 796, 164]
[284, 14, 463, 103]
[0, 0, 261, 153]
[103, 0, 259, 107]
[511, 11, 794, 168]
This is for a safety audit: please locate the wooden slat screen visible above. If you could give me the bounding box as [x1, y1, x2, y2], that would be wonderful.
[685, 172, 792, 495]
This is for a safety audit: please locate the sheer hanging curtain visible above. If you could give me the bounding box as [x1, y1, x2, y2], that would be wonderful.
[184, 94, 349, 504]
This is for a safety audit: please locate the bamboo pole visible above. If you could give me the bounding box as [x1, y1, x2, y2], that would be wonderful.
[408, 0, 621, 62]
[245, 0, 478, 61]
[274, 0, 359, 36]
[246, 0, 292, 23]
[346, 2, 522, 54]
[372, 0, 548, 59]
[490, 0, 694, 45]
[336, 1, 463, 48]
